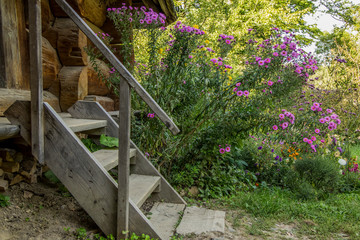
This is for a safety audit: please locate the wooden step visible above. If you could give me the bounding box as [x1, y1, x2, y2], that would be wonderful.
[59, 113, 107, 133]
[93, 148, 137, 171]
[130, 174, 161, 208]
[149, 203, 186, 240]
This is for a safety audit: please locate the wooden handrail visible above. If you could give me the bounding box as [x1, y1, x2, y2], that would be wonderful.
[54, 0, 180, 135]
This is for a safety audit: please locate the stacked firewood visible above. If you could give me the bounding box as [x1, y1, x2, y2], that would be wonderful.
[0, 148, 38, 192]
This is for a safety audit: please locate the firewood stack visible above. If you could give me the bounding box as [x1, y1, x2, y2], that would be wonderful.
[0, 148, 38, 192]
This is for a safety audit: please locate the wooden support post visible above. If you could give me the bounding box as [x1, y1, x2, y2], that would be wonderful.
[117, 78, 131, 239]
[29, 0, 44, 164]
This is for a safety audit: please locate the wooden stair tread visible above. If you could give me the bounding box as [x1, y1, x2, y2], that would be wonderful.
[93, 148, 137, 170]
[0, 118, 20, 140]
[130, 174, 161, 208]
[149, 202, 186, 240]
[60, 113, 107, 132]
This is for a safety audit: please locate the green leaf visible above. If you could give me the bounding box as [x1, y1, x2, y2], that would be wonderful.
[100, 134, 119, 148]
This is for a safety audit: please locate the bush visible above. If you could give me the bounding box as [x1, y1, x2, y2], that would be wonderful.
[294, 155, 341, 195]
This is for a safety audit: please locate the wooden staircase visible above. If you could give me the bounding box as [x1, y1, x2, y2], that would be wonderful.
[4, 100, 186, 239]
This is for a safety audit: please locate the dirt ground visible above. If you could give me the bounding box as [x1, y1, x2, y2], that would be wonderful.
[0, 178, 302, 240]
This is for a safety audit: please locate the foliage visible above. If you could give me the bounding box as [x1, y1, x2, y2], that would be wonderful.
[0, 193, 10, 207]
[221, 187, 360, 239]
[86, 2, 360, 198]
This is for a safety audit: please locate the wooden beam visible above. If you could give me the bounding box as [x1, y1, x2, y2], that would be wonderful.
[117, 79, 131, 239]
[54, 0, 180, 135]
[29, 0, 44, 164]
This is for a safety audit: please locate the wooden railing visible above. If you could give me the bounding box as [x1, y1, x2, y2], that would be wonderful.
[53, 0, 180, 239]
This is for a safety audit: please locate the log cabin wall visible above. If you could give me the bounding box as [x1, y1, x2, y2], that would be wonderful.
[0, 0, 176, 115]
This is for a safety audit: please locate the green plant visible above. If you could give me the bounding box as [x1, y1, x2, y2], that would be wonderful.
[0, 193, 10, 207]
[75, 228, 88, 240]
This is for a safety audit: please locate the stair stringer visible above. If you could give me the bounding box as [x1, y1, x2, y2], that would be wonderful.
[4, 101, 162, 239]
[68, 101, 186, 205]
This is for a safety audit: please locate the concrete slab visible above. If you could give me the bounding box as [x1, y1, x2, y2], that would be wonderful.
[176, 206, 226, 236]
[149, 202, 186, 240]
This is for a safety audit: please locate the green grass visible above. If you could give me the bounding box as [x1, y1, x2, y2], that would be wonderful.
[218, 187, 360, 239]
[350, 145, 360, 158]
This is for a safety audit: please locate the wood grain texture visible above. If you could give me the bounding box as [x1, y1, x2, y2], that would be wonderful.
[0, 0, 30, 90]
[42, 36, 62, 96]
[5, 101, 162, 239]
[87, 58, 111, 96]
[117, 79, 131, 239]
[54, 18, 88, 66]
[59, 66, 88, 111]
[28, 0, 44, 164]
[54, 0, 180, 135]
[0, 124, 20, 140]
[67, 101, 186, 204]
[49, 0, 107, 27]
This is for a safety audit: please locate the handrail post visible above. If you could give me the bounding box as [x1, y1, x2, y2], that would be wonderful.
[29, 0, 44, 164]
[117, 78, 131, 239]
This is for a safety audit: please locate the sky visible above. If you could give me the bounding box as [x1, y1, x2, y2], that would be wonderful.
[303, 0, 359, 53]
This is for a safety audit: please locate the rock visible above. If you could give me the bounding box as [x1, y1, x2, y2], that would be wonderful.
[228, 227, 236, 233]
[0, 179, 9, 191]
[14, 152, 23, 163]
[3, 172, 14, 180]
[0, 168, 4, 177]
[189, 186, 199, 196]
[23, 190, 34, 199]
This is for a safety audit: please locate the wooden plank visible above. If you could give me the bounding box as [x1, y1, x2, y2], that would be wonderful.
[129, 174, 160, 208]
[117, 78, 131, 239]
[54, 0, 180, 135]
[60, 117, 107, 133]
[67, 101, 186, 205]
[92, 148, 136, 171]
[4, 101, 162, 239]
[29, 0, 44, 164]
[0, 89, 60, 116]
[0, 124, 20, 140]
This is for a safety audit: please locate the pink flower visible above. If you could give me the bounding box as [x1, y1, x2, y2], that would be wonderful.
[313, 102, 320, 108]
[281, 51, 287, 56]
[315, 129, 320, 133]
[236, 91, 243, 96]
[225, 147, 231, 152]
[233, 87, 238, 92]
[319, 118, 325, 123]
[325, 116, 330, 122]
[189, 55, 193, 59]
[244, 90, 250, 96]
[219, 148, 225, 154]
[265, 58, 271, 63]
[236, 82, 241, 87]
[273, 52, 279, 57]
[268, 80, 273, 86]
[272, 125, 278, 130]
[311, 136, 316, 141]
[303, 138, 308, 142]
[258, 60, 265, 66]
[308, 140, 313, 144]
[279, 114, 285, 119]
[311, 106, 317, 111]
[321, 139, 325, 143]
[326, 109, 333, 114]
[282, 122, 289, 129]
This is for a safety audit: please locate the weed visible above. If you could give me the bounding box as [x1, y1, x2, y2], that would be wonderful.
[75, 228, 88, 240]
[0, 193, 10, 207]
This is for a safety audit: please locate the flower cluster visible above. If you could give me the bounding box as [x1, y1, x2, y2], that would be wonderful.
[147, 113, 155, 118]
[218, 34, 236, 45]
[274, 109, 295, 130]
[219, 144, 231, 154]
[107, 4, 166, 28]
[173, 21, 205, 35]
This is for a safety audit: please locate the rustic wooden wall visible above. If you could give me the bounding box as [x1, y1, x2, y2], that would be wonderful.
[0, 0, 176, 114]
